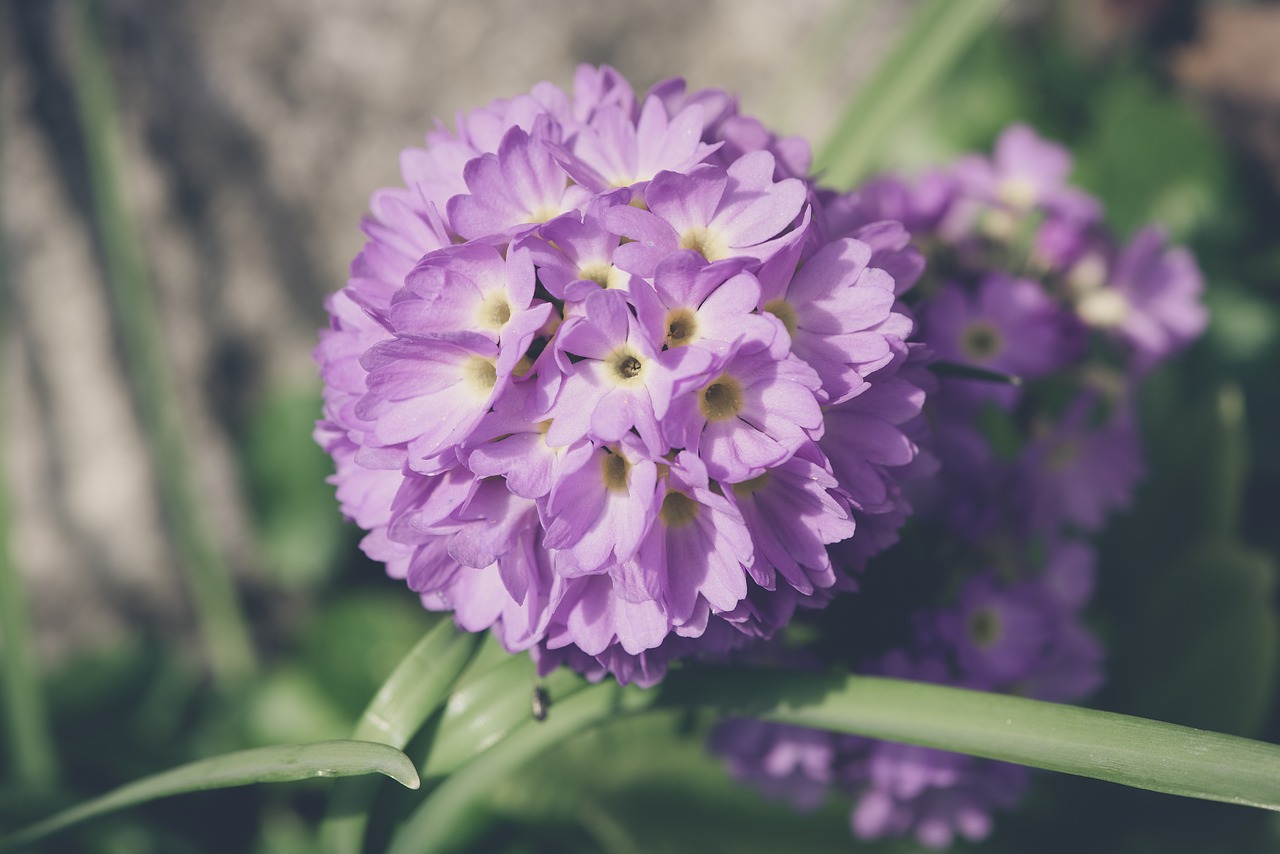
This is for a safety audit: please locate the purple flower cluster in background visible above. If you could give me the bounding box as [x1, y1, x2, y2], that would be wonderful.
[314, 66, 928, 687]
[710, 125, 1207, 848]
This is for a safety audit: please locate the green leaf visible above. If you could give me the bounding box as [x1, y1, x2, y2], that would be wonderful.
[0, 740, 419, 853]
[387, 681, 655, 854]
[493, 711, 859, 854]
[655, 667, 1280, 812]
[320, 619, 481, 854]
[0, 86, 57, 787]
[351, 619, 484, 750]
[816, 0, 1007, 187]
[418, 652, 586, 779]
[70, 0, 254, 686]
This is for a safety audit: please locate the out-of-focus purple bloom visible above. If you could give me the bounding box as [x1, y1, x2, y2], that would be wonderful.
[1019, 391, 1145, 534]
[920, 274, 1084, 403]
[952, 123, 1101, 222]
[711, 121, 1193, 850]
[1086, 225, 1209, 371]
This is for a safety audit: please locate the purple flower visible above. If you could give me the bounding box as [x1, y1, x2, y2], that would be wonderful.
[556, 94, 719, 192]
[851, 750, 1030, 849]
[920, 274, 1083, 393]
[520, 191, 634, 300]
[1019, 391, 1144, 534]
[316, 65, 924, 687]
[663, 333, 825, 483]
[1084, 225, 1209, 371]
[937, 572, 1058, 686]
[447, 125, 592, 241]
[952, 123, 1100, 222]
[758, 237, 909, 404]
[607, 151, 808, 273]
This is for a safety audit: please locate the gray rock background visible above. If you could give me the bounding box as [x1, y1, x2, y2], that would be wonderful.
[1, 0, 916, 661]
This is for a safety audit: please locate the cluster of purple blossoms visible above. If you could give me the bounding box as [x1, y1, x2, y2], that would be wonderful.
[712, 125, 1207, 847]
[314, 66, 928, 687]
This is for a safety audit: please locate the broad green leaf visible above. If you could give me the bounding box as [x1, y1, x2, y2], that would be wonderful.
[321, 619, 480, 854]
[0, 740, 419, 853]
[656, 667, 1280, 811]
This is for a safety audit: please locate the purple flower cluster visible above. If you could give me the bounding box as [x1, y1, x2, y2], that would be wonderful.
[314, 66, 926, 687]
[712, 125, 1207, 847]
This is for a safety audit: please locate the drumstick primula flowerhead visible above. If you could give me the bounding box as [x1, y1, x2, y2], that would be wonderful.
[314, 66, 926, 687]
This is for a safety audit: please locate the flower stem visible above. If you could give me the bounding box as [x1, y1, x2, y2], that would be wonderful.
[69, 0, 255, 686]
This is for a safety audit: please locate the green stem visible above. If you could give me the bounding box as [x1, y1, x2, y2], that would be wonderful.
[70, 0, 255, 686]
[0, 468, 57, 792]
[0, 52, 58, 791]
[1208, 383, 1248, 542]
[815, 0, 1007, 187]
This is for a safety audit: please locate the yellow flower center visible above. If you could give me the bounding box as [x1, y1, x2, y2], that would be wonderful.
[960, 321, 1002, 361]
[679, 226, 730, 262]
[461, 357, 498, 397]
[763, 299, 798, 337]
[605, 348, 646, 387]
[699, 375, 744, 421]
[659, 491, 699, 527]
[600, 451, 630, 494]
[664, 308, 699, 347]
[476, 291, 512, 331]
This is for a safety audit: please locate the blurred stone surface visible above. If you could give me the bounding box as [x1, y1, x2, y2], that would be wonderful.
[1, 0, 912, 663]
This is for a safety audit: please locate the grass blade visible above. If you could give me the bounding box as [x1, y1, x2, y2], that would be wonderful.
[418, 651, 586, 780]
[657, 667, 1280, 811]
[386, 681, 654, 854]
[816, 0, 1007, 187]
[69, 0, 255, 684]
[0, 740, 419, 852]
[0, 70, 58, 790]
[321, 620, 481, 854]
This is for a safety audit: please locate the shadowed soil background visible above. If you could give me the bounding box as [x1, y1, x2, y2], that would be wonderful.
[4, 0, 1280, 664]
